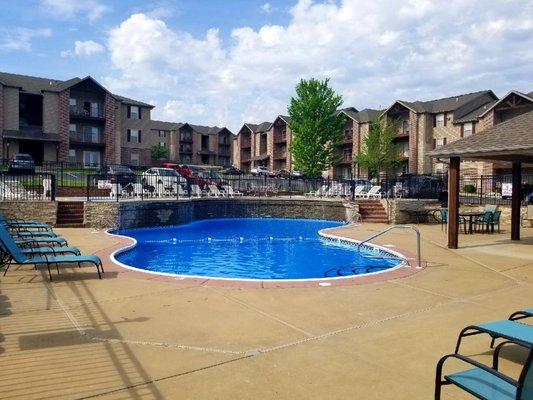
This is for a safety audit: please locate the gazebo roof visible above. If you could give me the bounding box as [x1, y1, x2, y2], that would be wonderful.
[429, 110, 533, 162]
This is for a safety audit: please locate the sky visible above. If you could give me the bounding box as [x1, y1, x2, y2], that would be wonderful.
[1, 0, 532, 132]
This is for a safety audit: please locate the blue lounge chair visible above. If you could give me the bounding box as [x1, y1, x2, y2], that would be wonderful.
[0, 213, 52, 231]
[435, 344, 533, 399]
[15, 236, 68, 247]
[0, 225, 103, 281]
[510, 309, 533, 321]
[455, 320, 533, 353]
[11, 229, 58, 238]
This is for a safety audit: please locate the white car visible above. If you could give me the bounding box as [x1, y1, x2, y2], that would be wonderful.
[141, 168, 186, 188]
[251, 166, 269, 176]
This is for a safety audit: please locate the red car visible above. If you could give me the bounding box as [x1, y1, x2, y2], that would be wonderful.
[162, 163, 211, 188]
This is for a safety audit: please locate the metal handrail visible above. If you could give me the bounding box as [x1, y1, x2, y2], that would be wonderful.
[356, 225, 422, 268]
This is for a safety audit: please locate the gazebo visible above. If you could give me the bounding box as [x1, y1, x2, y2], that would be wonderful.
[429, 110, 533, 249]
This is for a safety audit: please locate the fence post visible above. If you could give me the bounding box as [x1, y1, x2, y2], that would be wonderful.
[351, 179, 355, 201]
[176, 177, 179, 200]
[479, 175, 483, 205]
[116, 179, 119, 202]
[288, 174, 291, 198]
[50, 174, 56, 201]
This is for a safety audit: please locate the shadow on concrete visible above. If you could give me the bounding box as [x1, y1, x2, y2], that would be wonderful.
[0, 290, 11, 355]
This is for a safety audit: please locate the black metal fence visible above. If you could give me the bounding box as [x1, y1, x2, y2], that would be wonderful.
[0, 172, 56, 201]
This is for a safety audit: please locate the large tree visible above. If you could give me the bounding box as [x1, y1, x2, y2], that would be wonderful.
[288, 78, 345, 178]
[355, 117, 403, 180]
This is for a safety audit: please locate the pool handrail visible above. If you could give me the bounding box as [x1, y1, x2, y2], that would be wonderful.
[355, 224, 422, 269]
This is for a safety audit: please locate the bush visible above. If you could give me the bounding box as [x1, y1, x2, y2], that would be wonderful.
[463, 184, 477, 193]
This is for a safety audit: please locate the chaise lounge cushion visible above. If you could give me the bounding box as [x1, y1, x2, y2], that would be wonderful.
[446, 367, 516, 400]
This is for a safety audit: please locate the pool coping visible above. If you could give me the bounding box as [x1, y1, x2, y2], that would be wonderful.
[100, 222, 426, 288]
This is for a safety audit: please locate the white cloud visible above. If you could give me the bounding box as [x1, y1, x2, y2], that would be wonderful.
[261, 3, 273, 14]
[61, 40, 104, 57]
[41, 0, 109, 21]
[103, 1, 533, 132]
[0, 28, 52, 51]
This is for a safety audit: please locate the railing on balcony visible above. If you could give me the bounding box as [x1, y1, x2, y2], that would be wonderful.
[218, 148, 231, 156]
[69, 105, 105, 119]
[343, 133, 353, 143]
[180, 135, 193, 142]
[241, 140, 252, 148]
[274, 151, 287, 159]
[274, 134, 287, 143]
[179, 146, 193, 154]
[69, 131, 104, 145]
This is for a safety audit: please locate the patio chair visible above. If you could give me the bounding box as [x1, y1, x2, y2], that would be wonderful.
[43, 178, 52, 199]
[0, 240, 80, 260]
[305, 185, 328, 197]
[454, 318, 533, 354]
[353, 185, 365, 197]
[0, 213, 52, 231]
[522, 205, 533, 228]
[365, 186, 382, 199]
[190, 185, 203, 198]
[484, 204, 498, 213]
[432, 208, 448, 232]
[489, 210, 502, 233]
[11, 228, 58, 239]
[474, 211, 494, 233]
[4, 180, 32, 200]
[510, 308, 533, 321]
[172, 183, 188, 197]
[109, 183, 123, 199]
[131, 183, 144, 198]
[0, 225, 103, 281]
[15, 236, 68, 247]
[223, 185, 243, 197]
[207, 184, 222, 197]
[435, 345, 533, 400]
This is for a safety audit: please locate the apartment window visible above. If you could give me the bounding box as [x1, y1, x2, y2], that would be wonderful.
[436, 138, 447, 147]
[69, 98, 76, 109]
[159, 130, 166, 138]
[127, 129, 141, 143]
[130, 152, 140, 166]
[159, 142, 166, 148]
[84, 126, 100, 143]
[402, 120, 410, 135]
[435, 113, 445, 127]
[343, 148, 352, 161]
[68, 149, 76, 163]
[463, 122, 473, 137]
[401, 142, 409, 157]
[69, 123, 76, 134]
[83, 151, 100, 167]
[128, 105, 140, 119]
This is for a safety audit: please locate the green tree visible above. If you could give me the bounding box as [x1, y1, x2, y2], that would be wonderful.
[288, 78, 345, 178]
[150, 145, 169, 160]
[355, 117, 403, 181]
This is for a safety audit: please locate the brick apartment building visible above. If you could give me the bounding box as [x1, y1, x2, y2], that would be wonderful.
[233, 89, 533, 177]
[0, 71, 234, 168]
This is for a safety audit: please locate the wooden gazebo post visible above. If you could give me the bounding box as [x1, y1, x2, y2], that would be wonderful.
[448, 157, 460, 249]
[511, 162, 522, 241]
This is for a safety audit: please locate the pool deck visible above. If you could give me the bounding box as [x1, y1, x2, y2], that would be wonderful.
[1, 223, 532, 399]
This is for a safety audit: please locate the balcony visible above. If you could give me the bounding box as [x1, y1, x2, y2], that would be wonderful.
[274, 134, 287, 144]
[69, 105, 105, 120]
[241, 139, 251, 148]
[180, 135, 193, 143]
[274, 151, 287, 160]
[218, 148, 231, 156]
[179, 147, 193, 154]
[343, 133, 353, 143]
[69, 131, 105, 147]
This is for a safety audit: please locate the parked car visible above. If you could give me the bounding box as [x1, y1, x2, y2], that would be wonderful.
[353, 179, 372, 189]
[275, 169, 291, 179]
[141, 168, 186, 188]
[221, 166, 243, 175]
[291, 170, 305, 179]
[98, 165, 136, 186]
[8, 154, 35, 174]
[251, 166, 269, 176]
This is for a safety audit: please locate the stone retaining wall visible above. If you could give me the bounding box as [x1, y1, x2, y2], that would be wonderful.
[84, 202, 120, 229]
[386, 199, 441, 224]
[113, 198, 352, 229]
[0, 201, 57, 225]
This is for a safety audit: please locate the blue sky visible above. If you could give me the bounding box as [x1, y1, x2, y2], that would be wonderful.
[1, 0, 532, 131]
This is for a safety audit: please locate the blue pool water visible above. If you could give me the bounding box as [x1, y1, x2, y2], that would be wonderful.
[114, 218, 402, 280]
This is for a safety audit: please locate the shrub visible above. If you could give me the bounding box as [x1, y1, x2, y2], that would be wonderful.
[463, 184, 477, 193]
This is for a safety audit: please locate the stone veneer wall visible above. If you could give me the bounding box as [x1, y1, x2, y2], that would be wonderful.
[104, 94, 119, 164]
[84, 201, 120, 228]
[0, 201, 57, 225]
[106, 198, 351, 229]
[385, 199, 441, 224]
[57, 89, 70, 162]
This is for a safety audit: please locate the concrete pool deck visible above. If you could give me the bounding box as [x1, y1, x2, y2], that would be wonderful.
[1, 223, 532, 399]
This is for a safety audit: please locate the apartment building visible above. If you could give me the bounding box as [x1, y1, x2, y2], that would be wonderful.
[0, 72, 154, 166]
[233, 122, 271, 173]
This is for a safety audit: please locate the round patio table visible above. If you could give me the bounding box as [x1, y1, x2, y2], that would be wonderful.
[459, 211, 485, 234]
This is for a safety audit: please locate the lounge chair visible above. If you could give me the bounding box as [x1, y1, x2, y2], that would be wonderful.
[0, 240, 80, 260]
[510, 308, 533, 322]
[223, 185, 243, 197]
[11, 229, 58, 238]
[0, 225, 103, 281]
[305, 185, 328, 197]
[0, 213, 52, 231]
[454, 318, 533, 353]
[15, 236, 68, 247]
[207, 184, 223, 197]
[365, 186, 382, 199]
[173, 184, 188, 197]
[435, 345, 533, 400]
[521, 205, 533, 228]
[190, 185, 203, 198]
[109, 183, 123, 199]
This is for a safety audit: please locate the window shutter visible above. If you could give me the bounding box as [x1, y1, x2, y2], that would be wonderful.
[472, 123, 476, 135]
[460, 124, 464, 138]
[433, 115, 437, 127]
[443, 137, 447, 145]
[127, 106, 131, 118]
[138, 107, 142, 120]
[138, 130, 142, 143]
[443, 113, 447, 126]
[433, 138, 436, 149]
[127, 129, 131, 142]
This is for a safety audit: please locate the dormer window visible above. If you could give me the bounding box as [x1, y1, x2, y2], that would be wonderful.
[462, 122, 474, 137]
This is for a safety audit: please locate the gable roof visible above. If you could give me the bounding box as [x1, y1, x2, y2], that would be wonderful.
[357, 108, 383, 123]
[454, 100, 498, 123]
[189, 124, 232, 135]
[382, 90, 496, 117]
[478, 90, 533, 118]
[244, 122, 271, 133]
[150, 120, 183, 131]
[0, 71, 154, 108]
[429, 109, 533, 161]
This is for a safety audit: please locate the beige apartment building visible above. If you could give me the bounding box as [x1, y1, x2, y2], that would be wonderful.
[233, 89, 533, 178]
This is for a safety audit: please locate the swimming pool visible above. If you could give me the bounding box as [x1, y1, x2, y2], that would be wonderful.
[112, 218, 403, 280]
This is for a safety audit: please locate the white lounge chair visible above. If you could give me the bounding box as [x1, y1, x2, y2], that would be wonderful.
[223, 185, 243, 197]
[207, 184, 223, 197]
[132, 183, 144, 197]
[173, 184, 188, 197]
[365, 185, 382, 198]
[109, 183, 123, 199]
[190, 184, 203, 198]
[42, 178, 52, 199]
[522, 205, 533, 227]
